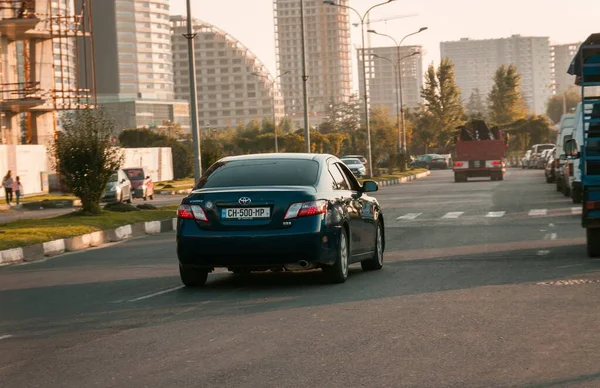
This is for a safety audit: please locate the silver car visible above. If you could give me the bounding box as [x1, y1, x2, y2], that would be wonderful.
[341, 158, 367, 177]
[101, 170, 133, 203]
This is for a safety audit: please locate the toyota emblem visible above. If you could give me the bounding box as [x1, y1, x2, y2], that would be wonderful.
[238, 197, 251, 205]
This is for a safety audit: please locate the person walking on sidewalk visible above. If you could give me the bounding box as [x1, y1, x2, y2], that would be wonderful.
[2, 171, 13, 205]
[12, 176, 23, 206]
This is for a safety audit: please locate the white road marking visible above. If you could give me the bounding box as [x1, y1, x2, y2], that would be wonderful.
[485, 211, 505, 218]
[0, 335, 13, 341]
[529, 209, 548, 216]
[537, 250, 551, 256]
[572, 207, 582, 214]
[397, 213, 422, 220]
[128, 286, 184, 302]
[442, 212, 464, 219]
[543, 233, 558, 241]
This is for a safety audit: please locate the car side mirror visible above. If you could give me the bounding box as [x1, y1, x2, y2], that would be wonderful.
[121, 179, 126, 183]
[146, 176, 150, 179]
[362, 180, 378, 193]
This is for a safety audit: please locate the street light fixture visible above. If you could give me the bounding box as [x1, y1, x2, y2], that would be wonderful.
[371, 54, 401, 156]
[368, 27, 427, 168]
[251, 71, 290, 153]
[324, 0, 396, 178]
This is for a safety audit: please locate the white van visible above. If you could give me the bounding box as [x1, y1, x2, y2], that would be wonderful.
[565, 102, 594, 203]
[555, 113, 576, 193]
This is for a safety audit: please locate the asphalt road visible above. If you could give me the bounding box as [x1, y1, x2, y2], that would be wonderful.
[0, 195, 187, 223]
[2, 169, 599, 388]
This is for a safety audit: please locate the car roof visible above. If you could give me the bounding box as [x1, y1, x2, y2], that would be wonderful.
[218, 153, 333, 163]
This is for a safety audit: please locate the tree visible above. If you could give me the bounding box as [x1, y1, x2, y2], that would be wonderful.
[546, 87, 581, 124]
[420, 58, 465, 151]
[466, 88, 486, 118]
[53, 108, 123, 214]
[488, 64, 527, 125]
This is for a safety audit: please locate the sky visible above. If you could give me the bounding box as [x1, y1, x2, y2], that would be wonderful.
[171, 0, 599, 91]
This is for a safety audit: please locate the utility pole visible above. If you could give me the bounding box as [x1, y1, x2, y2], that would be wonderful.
[183, 0, 202, 180]
[300, 0, 310, 152]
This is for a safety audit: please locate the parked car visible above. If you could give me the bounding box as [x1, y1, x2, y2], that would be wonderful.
[545, 154, 556, 183]
[176, 153, 385, 286]
[340, 154, 367, 167]
[101, 170, 132, 203]
[411, 154, 448, 169]
[554, 113, 576, 193]
[123, 167, 154, 200]
[530, 143, 556, 169]
[341, 157, 367, 177]
[522, 150, 532, 169]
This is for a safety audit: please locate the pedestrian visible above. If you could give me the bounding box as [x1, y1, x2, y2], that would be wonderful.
[12, 176, 23, 206]
[2, 170, 13, 205]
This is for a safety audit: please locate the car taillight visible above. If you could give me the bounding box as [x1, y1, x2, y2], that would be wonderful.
[454, 161, 463, 167]
[586, 201, 600, 210]
[491, 160, 502, 166]
[177, 204, 208, 222]
[284, 200, 328, 220]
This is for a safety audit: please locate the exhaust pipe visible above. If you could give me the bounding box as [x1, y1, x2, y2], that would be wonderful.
[299, 260, 309, 268]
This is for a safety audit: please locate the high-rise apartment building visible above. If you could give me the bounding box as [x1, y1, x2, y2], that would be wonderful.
[80, 0, 189, 131]
[274, 0, 353, 127]
[551, 43, 581, 93]
[358, 45, 423, 115]
[170, 16, 283, 130]
[440, 35, 552, 115]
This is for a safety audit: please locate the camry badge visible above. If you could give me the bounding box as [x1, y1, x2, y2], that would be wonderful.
[238, 197, 251, 205]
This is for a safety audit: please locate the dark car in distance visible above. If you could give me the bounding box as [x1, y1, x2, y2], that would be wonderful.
[411, 154, 448, 169]
[176, 153, 385, 287]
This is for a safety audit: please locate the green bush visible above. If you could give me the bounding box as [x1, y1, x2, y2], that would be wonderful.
[136, 204, 157, 210]
[103, 202, 139, 212]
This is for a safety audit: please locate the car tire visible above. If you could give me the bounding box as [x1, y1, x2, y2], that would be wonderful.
[573, 189, 582, 204]
[361, 222, 384, 271]
[179, 264, 209, 287]
[587, 229, 600, 258]
[126, 195, 132, 204]
[149, 194, 154, 200]
[322, 228, 349, 284]
[563, 184, 571, 197]
[556, 181, 562, 192]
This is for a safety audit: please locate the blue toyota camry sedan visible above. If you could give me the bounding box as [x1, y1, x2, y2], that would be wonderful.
[176, 153, 385, 286]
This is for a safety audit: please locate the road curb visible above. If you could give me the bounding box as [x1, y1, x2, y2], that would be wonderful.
[0, 217, 178, 266]
[376, 170, 431, 187]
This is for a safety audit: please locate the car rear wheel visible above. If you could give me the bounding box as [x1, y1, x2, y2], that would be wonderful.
[322, 228, 349, 284]
[179, 264, 209, 287]
[587, 229, 600, 258]
[361, 222, 383, 271]
[573, 189, 582, 204]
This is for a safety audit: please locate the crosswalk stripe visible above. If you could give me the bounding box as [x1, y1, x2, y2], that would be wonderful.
[529, 209, 548, 216]
[397, 213, 422, 220]
[485, 211, 506, 218]
[442, 212, 464, 219]
[572, 207, 582, 214]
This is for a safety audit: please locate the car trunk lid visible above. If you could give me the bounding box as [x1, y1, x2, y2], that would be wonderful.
[185, 186, 318, 231]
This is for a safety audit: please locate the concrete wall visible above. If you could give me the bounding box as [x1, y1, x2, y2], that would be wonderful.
[0, 145, 48, 194]
[121, 147, 173, 182]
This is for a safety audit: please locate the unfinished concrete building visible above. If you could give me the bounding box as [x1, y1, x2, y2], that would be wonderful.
[0, 0, 94, 148]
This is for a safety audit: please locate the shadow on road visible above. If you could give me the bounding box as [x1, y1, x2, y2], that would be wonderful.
[2, 241, 599, 342]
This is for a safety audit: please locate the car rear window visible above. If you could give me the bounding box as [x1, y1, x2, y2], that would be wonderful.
[125, 169, 145, 180]
[197, 159, 320, 188]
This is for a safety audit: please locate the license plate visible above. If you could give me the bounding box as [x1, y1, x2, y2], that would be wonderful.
[474, 161, 481, 168]
[221, 207, 270, 220]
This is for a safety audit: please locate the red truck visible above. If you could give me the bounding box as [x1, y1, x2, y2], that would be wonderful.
[453, 120, 508, 182]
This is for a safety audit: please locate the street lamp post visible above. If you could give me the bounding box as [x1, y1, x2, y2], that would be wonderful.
[300, 0, 310, 152]
[183, 0, 202, 180]
[371, 54, 401, 155]
[324, 0, 395, 178]
[368, 27, 427, 168]
[251, 71, 290, 152]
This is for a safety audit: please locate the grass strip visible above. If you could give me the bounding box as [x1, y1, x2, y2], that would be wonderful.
[0, 204, 178, 251]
